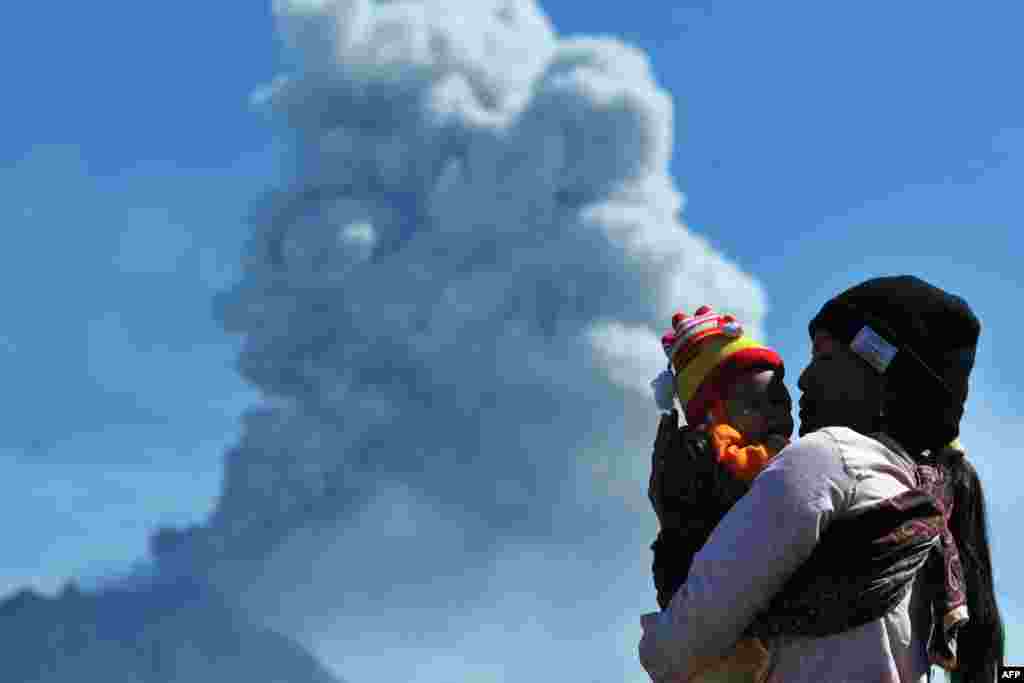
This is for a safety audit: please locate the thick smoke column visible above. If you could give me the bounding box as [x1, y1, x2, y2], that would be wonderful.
[149, 0, 766, 671]
[1, 2, 769, 681]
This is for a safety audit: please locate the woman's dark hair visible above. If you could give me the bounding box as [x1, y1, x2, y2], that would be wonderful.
[939, 447, 1004, 683]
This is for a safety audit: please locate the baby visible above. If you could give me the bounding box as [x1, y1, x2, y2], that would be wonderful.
[648, 305, 795, 682]
[653, 305, 794, 481]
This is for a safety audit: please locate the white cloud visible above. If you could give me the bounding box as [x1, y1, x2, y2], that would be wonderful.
[114, 207, 194, 274]
[0, 451, 222, 599]
[587, 322, 666, 397]
[186, 0, 767, 648]
[4, 1, 769, 680]
[301, 490, 658, 683]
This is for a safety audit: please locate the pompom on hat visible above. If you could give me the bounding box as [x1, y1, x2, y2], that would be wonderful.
[652, 306, 783, 426]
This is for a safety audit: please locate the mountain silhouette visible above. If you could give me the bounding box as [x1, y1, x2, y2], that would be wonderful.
[0, 575, 343, 683]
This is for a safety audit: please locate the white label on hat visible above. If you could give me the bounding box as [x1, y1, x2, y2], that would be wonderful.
[851, 325, 897, 373]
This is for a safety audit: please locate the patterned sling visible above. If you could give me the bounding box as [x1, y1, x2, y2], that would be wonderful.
[650, 426, 968, 670]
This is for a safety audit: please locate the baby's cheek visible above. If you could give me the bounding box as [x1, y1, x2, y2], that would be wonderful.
[733, 412, 767, 436]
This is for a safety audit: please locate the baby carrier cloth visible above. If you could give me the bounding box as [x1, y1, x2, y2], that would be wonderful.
[650, 428, 967, 669]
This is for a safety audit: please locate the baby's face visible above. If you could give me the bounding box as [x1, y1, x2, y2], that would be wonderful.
[724, 368, 794, 442]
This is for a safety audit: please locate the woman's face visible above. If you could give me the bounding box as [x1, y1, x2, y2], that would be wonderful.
[797, 330, 886, 436]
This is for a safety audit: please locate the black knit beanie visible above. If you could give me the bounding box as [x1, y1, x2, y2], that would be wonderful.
[808, 275, 980, 454]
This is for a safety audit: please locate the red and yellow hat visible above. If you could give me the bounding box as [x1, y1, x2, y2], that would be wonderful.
[659, 306, 783, 426]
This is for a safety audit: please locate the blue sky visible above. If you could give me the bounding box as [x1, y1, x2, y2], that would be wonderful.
[2, 1, 1021, 680]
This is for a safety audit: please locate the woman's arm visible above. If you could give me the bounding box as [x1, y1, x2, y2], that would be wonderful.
[639, 431, 856, 682]
[648, 414, 749, 610]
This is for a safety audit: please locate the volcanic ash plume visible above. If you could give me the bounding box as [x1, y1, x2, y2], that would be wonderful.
[158, 0, 766, 637]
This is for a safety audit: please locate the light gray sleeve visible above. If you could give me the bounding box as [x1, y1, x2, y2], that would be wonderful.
[638, 431, 857, 682]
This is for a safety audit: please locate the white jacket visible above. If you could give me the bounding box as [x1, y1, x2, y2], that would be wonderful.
[639, 428, 934, 683]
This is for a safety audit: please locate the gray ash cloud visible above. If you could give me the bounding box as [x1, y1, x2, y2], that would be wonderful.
[6, 2, 767, 680]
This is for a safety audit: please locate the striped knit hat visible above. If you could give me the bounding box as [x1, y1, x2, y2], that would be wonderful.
[652, 306, 783, 426]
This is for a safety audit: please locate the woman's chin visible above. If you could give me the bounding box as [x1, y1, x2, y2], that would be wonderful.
[798, 411, 820, 436]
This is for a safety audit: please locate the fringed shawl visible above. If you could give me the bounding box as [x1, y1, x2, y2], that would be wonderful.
[650, 429, 967, 670]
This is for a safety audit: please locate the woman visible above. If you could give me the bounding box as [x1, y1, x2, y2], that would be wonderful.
[639, 275, 1004, 682]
